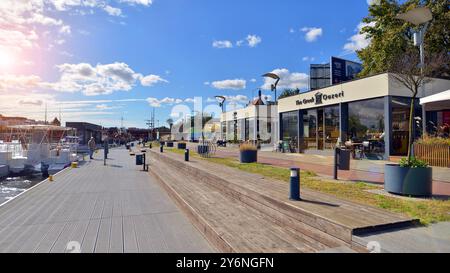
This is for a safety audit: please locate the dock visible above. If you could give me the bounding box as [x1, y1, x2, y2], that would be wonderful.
[0, 148, 213, 253]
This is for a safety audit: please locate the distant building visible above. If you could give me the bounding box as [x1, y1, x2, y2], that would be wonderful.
[0, 114, 38, 126]
[310, 57, 362, 90]
[65, 122, 103, 145]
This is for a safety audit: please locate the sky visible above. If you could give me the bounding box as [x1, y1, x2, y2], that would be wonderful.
[0, 0, 379, 128]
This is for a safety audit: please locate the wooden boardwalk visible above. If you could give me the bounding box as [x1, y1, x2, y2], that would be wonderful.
[0, 148, 214, 253]
[149, 149, 417, 253]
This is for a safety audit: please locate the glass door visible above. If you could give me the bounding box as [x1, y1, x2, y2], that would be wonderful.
[317, 108, 324, 150]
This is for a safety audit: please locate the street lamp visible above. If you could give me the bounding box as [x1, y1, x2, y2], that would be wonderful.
[214, 96, 226, 113]
[262, 72, 280, 103]
[396, 6, 433, 133]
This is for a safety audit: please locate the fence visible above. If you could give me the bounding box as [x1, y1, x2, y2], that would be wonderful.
[414, 143, 450, 168]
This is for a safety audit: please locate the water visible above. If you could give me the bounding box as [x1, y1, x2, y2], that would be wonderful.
[0, 174, 44, 205]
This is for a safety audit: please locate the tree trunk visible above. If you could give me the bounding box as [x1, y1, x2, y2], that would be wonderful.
[407, 90, 418, 164]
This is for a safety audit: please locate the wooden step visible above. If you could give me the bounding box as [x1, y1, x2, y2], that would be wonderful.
[149, 156, 343, 253]
[149, 150, 417, 250]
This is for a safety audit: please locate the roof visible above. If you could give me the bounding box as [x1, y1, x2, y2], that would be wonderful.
[420, 90, 450, 105]
[6, 124, 74, 131]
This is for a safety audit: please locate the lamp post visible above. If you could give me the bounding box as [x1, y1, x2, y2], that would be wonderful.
[215, 96, 226, 141]
[214, 96, 226, 113]
[396, 6, 433, 134]
[262, 72, 280, 104]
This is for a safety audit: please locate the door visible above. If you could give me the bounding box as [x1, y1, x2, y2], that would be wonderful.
[317, 108, 324, 150]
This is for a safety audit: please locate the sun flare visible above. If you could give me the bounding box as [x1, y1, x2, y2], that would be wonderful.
[0, 49, 14, 70]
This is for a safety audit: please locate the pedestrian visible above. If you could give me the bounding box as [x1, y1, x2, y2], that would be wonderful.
[88, 137, 96, 159]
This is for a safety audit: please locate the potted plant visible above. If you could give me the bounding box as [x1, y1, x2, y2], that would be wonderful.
[385, 157, 432, 196]
[239, 143, 258, 163]
[167, 141, 174, 148]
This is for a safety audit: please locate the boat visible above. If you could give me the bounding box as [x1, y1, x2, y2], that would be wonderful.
[1, 125, 79, 176]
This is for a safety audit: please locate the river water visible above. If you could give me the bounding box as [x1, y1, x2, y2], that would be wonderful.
[0, 174, 44, 206]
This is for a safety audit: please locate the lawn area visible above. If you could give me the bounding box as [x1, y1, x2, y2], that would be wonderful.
[163, 147, 450, 225]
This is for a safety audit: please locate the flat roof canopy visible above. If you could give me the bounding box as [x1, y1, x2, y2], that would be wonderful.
[420, 90, 450, 111]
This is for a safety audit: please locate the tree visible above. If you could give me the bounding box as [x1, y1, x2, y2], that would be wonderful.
[357, 0, 449, 77]
[278, 88, 300, 100]
[387, 49, 449, 164]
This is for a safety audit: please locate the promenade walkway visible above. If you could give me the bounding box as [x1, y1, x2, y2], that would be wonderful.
[198, 145, 450, 197]
[0, 148, 213, 253]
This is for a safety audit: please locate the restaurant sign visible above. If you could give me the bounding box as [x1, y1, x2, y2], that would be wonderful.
[296, 91, 345, 106]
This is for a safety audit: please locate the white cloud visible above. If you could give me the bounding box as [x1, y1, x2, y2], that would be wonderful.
[301, 27, 323, 42]
[36, 62, 167, 96]
[119, 0, 153, 5]
[261, 68, 309, 90]
[367, 0, 381, 5]
[146, 97, 183, 108]
[246, 34, 262, 47]
[343, 22, 375, 53]
[0, 0, 152, 57]
[140, 74, 169, 87]
[103, 5, 122, 16]
[211, 79, 246, 90]
[236, 40, 244, 47]
[203, 81, 210, 86]
[0, 74, 42, 91]
[250, 79, 257, 83]
[289, 28, 295, 33]
[302, 56, 315, 62]
[59, 25, 71, 35]
[212, 40, 233, 49]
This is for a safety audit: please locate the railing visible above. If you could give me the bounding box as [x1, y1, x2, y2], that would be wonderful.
[414, 143, 450, 168]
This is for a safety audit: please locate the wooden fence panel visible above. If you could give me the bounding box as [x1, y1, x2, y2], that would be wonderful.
[414, 144, 450, 168]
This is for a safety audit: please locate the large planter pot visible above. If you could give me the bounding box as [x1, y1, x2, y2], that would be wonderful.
[240, 150, 257, 163]
[177, 143, 187, 149]
[384, 164, 432, 197]
[167, 142, 174, 148]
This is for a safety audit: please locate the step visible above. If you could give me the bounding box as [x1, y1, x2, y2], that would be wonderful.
[149, 150, 417, 248]
[149, 156, 345, 253]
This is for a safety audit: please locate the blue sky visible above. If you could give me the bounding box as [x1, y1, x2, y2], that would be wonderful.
[0, 0, 376, 128]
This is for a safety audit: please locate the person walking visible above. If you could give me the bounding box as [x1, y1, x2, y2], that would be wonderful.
[88, 137, 96, 159]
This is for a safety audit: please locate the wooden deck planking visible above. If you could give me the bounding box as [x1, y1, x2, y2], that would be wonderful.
[0, 148, 213, 253]
[149, 150, 416, 252]
[150, 157, 328, 253]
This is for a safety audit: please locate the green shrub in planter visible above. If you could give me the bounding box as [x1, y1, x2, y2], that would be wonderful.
[385, 157, 432, 197]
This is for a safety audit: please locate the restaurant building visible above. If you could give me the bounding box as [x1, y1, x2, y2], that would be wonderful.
[220, 91, 278, 145]
[277, 73, 450, 160]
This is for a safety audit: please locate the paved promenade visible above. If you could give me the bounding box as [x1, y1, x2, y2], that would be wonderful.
[199, 145, 450, 197]
[0, 148, 213, 253]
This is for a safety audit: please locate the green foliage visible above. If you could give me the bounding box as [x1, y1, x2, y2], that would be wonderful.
[278, 88, 300, 100]
[357, 0, 450, 78]
[417, 136, 450, 146]
[399, 157, 429, 168]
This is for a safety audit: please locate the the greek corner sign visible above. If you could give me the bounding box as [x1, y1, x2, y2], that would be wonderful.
[296, 91, 345, 106]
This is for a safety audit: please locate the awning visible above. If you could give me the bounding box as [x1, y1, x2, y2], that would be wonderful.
[420, 89, 450, 105]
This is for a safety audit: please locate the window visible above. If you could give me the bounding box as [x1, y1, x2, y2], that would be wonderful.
[281, 111, 299, 152]
[391, 97, 421, 156]
[324, 106, 340, 149]
[348, 98, 385, 158]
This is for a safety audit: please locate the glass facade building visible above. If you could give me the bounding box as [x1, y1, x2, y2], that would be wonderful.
[277, 73, 450, 160]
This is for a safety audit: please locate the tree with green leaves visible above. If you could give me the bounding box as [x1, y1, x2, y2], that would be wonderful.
[278, 88, 300, 100]
[357, 0, 449, 78]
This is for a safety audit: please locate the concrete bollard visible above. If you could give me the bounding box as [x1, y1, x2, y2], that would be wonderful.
[289, 167, 301, 201]
[185, 149, 189, 162]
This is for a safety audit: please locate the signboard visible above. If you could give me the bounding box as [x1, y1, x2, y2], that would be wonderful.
[330, 57, 362, 85]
